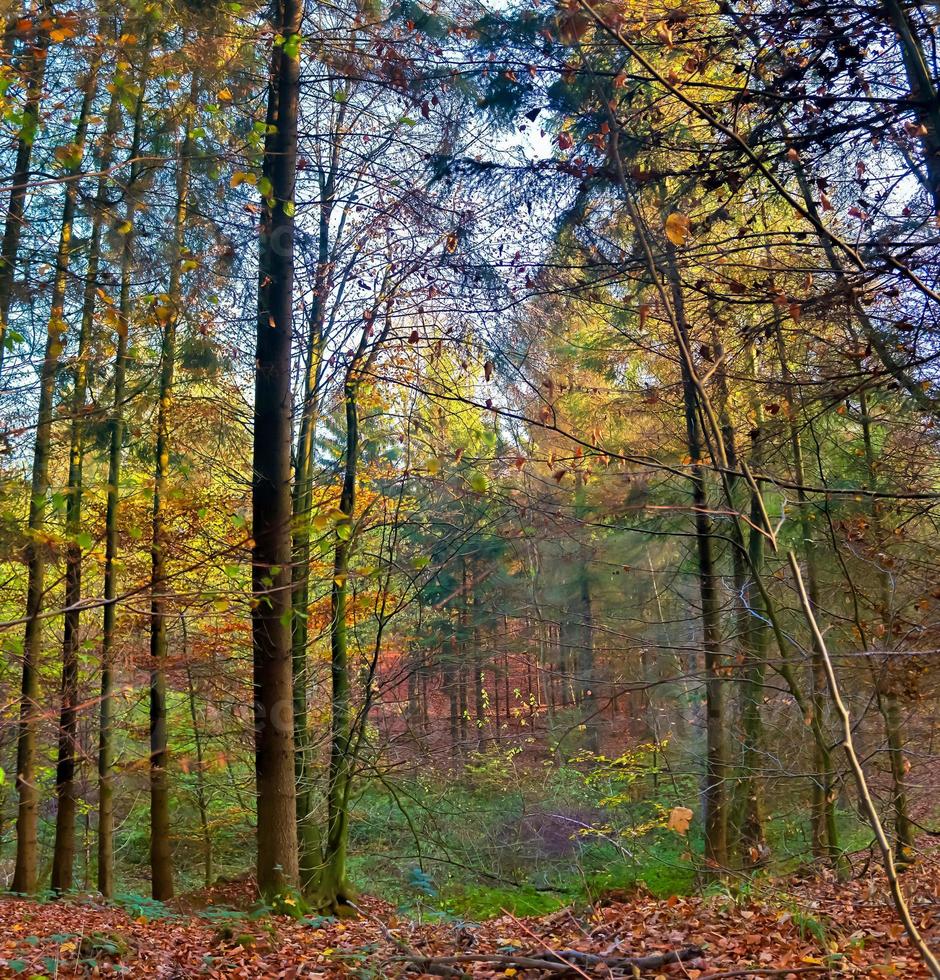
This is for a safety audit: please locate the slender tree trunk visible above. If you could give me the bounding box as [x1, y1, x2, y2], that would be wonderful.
[772, 321, 843, 869]
[98, 64, 149, 900]
[291, 131, 344, 889]
[185, 653, 212, 889]
[492, 650, 501, 738]
[148, 94, 195, 903]
[666, 265, 729, 870]
[252, 0, 302, 898]
[49, 55, 103, 895]
[859, 387, 915, 863]
[737, 343, 769, 865]
[318, 381, 360, 909]
[457, 587, 469, 750]
[458, 666, 468, 746]
[0, 8, 50, 374]
[705, 322, 758, 868]
[474, 620, 485, 752]
[573, 473, 598, 752]
[445, 640, 459, 755]
[11, 39, 86, 895]
[291, 352, 322, 890]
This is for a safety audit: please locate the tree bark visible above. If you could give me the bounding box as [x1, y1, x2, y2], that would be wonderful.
[736, 342, 769, 865]
[98, 61, 149, 900]
[252, 0, 303, 898]
[185, 645, 213, 889]
[49, 54, 103, 895]
[316, 297, 393, 909]
[291, 114, 345, 889]
[859, 387, 915, 863]
[148, 89, 195, 903]
[11, 36, 88, 897]
[665, 259, 729, 869]
[771, 320, 843, 870]
[318, 380, 359, 909]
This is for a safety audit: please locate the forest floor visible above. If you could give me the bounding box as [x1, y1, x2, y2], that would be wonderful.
[1, 842, 937, 978]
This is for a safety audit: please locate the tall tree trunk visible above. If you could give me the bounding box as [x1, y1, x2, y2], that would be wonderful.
[772, 321, 843, 870]
[736, 342, 769, 865]
[148, 92, 195, 903]
[609, 154, 730, 868]
[474, 616, 485, 752]
[98, 63, 149, 900]
[445, 644, 459, 755]
[252, 0, 303, 898]
[184, 632, 213, 889]
[49, 55, 103, 895]
[573, 473, 598, 753]
[11, 35, 87, 896]
[291, 121, 343, 889]
[859, 387, 915, 863]
[291, 343, 323, 891]
[705, 322, 756, 869]
[316, 299, 392, 909]
[665, 258, 729, 870]
[457, 569, 469, 750]
[318, 380, 359, 910]
[0, 8, 50, 374]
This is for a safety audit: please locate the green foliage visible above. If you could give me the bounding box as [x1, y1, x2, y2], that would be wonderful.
[111, 893, 175, 922]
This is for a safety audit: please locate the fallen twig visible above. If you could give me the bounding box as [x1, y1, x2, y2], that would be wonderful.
[394, 945, 707, 977]
[696, 969, 828, 979]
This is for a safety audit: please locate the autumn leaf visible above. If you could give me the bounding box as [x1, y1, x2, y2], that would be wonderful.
[664, 212, 691, 246]
[667, 806, 693, 835]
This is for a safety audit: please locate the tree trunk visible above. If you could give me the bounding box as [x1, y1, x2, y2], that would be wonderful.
[11, 36, 85, 895]
[454, 557, 467, 750]
[771, 320, 843, 870]
[474, 622, 485, 752]
[148, 91, 194, 903]
[573, 473, 598, 753]
[291, 122, 343, 889]
[859, 387, 915, 864]
[318, 380, 360, 910]
[185, 649, 213, 889]
[49, 54, 102, 895]
[98, 63, 149, 900]
[736, 343, 769, 866]
[668, 266, 729, 870]
[0, 8, 50, 374]
[252, 0, 303, 898]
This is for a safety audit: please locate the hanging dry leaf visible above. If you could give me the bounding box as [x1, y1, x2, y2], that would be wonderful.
[665, 212, 691, 246]
[668, 806, 693, 835]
